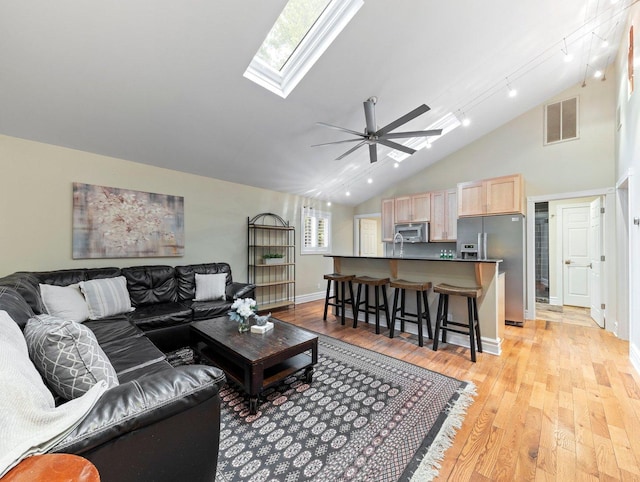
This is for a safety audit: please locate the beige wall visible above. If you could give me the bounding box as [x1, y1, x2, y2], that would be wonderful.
[356, 77, 616, 215]
[0, 135, 354, 298]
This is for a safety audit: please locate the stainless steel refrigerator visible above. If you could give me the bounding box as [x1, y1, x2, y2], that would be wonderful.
[456, 214, 526, 325]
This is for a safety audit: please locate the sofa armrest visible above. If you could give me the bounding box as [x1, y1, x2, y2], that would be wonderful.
[226, 282, 256, 300]
[53, 364, 225, 453]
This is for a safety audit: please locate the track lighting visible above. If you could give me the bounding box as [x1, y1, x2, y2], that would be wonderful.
[561, 37, 573, 62]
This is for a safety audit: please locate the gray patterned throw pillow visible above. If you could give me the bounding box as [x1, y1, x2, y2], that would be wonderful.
[24, 314, 119, 400]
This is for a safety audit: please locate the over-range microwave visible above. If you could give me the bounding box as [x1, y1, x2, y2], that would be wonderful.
[394, 222, 429, 243]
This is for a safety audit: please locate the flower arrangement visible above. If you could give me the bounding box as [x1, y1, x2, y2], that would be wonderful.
[229, 298, 257, 332]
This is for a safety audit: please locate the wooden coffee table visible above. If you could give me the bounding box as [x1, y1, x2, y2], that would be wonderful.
[191, 316, 318, 414]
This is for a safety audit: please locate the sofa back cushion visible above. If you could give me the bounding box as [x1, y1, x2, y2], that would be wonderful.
[175, 263, 232, 302]
[0, 287, 35, 330]
[36, 267, 122, 287]
[0, 272, 45, 314]
[122, 265, 177, 307]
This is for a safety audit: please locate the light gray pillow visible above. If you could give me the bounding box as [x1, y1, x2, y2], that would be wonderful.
[193, 273, 226, 301]
[39, 283, 90, 323]
[24, 314, 119, 400]
[79, 276, 134, 320]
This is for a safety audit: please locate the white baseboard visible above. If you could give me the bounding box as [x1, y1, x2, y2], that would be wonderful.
[329, 309, 501, 357]
[548, 296, 561, 306]
[444, 332, 501, 356]
[630, 342, 640, 376]
[295, 290, 327, 305]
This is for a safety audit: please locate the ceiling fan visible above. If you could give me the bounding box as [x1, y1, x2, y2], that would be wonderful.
[312, 96, 443, 163]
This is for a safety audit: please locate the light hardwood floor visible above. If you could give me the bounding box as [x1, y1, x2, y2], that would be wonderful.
[276, 300, 640, 481]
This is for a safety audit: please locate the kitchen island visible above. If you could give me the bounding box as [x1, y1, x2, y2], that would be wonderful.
[326, 255, 504, 356]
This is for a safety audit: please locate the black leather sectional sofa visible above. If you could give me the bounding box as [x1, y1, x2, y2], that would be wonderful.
[0, 262, 255, 482]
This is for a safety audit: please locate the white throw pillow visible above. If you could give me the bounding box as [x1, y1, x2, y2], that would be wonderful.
[79, 276, 134, 320]
[193, 273, 226, 302]
[39, 283, 90, 323]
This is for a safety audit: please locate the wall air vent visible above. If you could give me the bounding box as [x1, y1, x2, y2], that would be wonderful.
[544, 96, 579, 145]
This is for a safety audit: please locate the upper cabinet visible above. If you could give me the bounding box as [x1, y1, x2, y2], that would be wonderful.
[457, 174, 524, 217]
[381, 198, 395, 242]
[395, 193, 430, 223]
[430, 189, 457, 242]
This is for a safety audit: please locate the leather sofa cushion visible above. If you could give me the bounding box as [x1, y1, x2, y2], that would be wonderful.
[0, 286, 35, 330]
[175, 263, 232, 302]
[36, 267, 122, 287]
[126, 302, 192, 331]
[122, 265, 177, 307]
[103, 336, 166, 377]
[84, 317, 143, 346]
[0, 272, 46, 315]
[117, 359, 174, 384]
[182, 299, 232, 321]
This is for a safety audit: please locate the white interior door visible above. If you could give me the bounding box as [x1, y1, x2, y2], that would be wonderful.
[562, 205, 591, 307]
[590, 198, 604, 327]
[359, 219, 378, 256]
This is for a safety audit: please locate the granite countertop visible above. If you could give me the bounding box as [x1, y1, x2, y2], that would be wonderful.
[325, 254, 502, 263]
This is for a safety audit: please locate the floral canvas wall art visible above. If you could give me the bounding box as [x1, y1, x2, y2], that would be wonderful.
[73, 183, 184, 258]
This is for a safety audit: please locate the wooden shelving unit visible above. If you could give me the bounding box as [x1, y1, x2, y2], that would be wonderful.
[248, 213, 295, 312]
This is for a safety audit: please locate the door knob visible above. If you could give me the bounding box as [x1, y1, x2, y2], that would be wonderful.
[564, 260, 572, 265]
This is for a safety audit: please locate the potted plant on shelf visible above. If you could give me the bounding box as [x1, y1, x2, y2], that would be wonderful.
[263, 253, 285, 265]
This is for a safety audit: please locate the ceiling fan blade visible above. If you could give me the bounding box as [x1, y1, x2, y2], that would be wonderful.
[363, 100, 376, 134]
[316, 122, 365, 138]
[311, 138, 367, 147]
[381, 129, 443, 139]
[376, 104, 431, 136]
[368, 144, 378, 163]
[336, 140, 367, 160]
[377, 139, 416, 155]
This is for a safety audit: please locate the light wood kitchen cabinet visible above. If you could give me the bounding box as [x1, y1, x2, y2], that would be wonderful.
[430, 189, 457, 241]
[457, 174, 524, 217]
[381, 198, 395, 242]
[395, 193, 430, 223]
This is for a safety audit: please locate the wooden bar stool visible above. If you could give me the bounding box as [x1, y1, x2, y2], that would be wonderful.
[323, 273, 356, 326]
[353, 276, 390, 334]
[432, 283, 483, 362]
[389, 279, 433, 347]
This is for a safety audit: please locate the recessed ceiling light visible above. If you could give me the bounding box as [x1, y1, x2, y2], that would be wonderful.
[425, 142, 432, 149]
[564, 53, 574, 63]
[462, 118, 471, 127]
[326, 201, 332, 206]
[508, 88, 517, 98]
[345, 191, 351, 196]
[367, 178, 373, 184]
[393, 162, 399, 168]
[594, 70, 603, 78]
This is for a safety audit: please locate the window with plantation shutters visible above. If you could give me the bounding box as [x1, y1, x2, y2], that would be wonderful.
[301, 207, 331, 254]
[544, 96, 579, 145]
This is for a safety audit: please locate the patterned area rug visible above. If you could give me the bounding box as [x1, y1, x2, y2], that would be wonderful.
[213, 334, 475, 482]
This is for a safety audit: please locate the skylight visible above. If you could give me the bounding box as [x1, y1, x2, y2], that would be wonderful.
[256, 0, 332, 72]
[244, 0, 363, 98]
[387, 113, 461, 162]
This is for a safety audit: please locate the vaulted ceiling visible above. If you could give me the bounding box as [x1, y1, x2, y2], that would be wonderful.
[0, 1, 630, 205]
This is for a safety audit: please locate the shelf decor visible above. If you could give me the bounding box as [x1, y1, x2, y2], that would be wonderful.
[248, 213, 296, 311]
